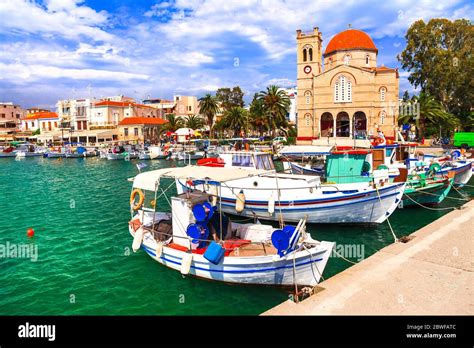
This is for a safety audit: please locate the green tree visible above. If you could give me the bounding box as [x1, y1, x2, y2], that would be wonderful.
[414, 92, 458, 138]
[248, 93, 268, 136]
[216, 86, 245, 112]
[397, 18, 473, 129]
[257, 85, 290, 137]
[198, 93, 220, 137]
[221, 107, 248, 137]
[163, 114, 183, 132]
[184, 114, 204, 130]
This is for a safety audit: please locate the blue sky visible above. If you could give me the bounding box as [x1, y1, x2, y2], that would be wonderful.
[0, 0, 472, 109]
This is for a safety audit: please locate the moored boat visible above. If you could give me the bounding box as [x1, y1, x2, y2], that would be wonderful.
[128, 166, 335, 286]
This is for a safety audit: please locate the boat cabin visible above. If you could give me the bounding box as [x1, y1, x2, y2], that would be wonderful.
[198, 151, 275, 171]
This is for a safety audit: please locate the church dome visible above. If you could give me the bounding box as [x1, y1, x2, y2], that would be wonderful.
[323, 29, 378, 57]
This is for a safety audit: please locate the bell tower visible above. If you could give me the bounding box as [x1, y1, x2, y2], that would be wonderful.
[296, 27, 323, 143]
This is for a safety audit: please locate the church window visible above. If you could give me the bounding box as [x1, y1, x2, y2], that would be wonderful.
[303, 49, 307, 62]
[344, 54, 350, 65]
[365, 54, 369, 66]
[305, 114, 311, 126]
[309, 48, 313, 61]
[380, 111, 386, 125]
[334, 75, 352, 103]
[380, 87, 386, 101]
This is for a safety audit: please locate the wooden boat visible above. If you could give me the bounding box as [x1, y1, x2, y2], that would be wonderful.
[128, 166, 334, 286]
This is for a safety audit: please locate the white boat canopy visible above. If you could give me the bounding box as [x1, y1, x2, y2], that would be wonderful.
[132, 165, 270, 191]
[278, 145, 334, 156]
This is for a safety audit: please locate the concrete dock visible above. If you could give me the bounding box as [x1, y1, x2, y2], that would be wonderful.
[263, 200, 474, 315]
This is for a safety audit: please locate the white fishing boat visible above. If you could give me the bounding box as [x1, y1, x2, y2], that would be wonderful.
[177, 165, 406, 224]
[177, 151, 205, 161]
[128, 166, 334, 286]
[12, 143, 45, 157]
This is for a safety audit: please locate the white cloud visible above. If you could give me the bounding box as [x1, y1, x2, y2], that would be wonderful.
[0, 62, 150, 82]
[0, 0, 112, 42]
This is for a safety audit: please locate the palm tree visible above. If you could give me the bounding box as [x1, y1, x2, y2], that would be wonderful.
[198, 94, 220, 137]
[163, 114, 183, 132]
[413, 93, 456, 139]
[184, 114, 204, 130]
[248, 95, 268, 136]
[222, 107, 248, 137]
[257, 85, 290, 137]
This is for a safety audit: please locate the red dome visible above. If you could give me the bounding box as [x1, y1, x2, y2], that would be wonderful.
[324, 29, 377, 56]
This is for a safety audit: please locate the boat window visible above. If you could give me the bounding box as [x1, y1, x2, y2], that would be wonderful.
[254, 154, 275, 170]
[232, 154, 252, 167]
[262, 155, 275, 170]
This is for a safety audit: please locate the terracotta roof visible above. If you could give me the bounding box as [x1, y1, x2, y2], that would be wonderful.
[94, 101, 135, 107]
[94, 101, 156, 109]
[22, 111, 58, 120]
[118, 117, 168, 126]
[324, 29, 378, 56]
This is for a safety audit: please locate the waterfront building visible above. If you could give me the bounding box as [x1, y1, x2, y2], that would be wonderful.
[142, 98, 175, 118]
[296, 27, 399, 145]
[117, 117, 168, 143]
[20, 111, 61, 143]
[173, 95, 200, 117]
[0, 102, 25, 142]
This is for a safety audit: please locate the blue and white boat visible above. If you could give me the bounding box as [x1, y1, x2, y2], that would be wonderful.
[178, 166, 406, 224]
[128, 166, 334, 286]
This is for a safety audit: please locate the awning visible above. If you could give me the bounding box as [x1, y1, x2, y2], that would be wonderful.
[132, 166, 269, 191]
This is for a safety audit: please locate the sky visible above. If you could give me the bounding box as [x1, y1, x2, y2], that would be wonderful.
[0, 0, 472, 109]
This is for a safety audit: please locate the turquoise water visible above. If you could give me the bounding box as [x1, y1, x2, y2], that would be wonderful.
[0, 157, 472, 315]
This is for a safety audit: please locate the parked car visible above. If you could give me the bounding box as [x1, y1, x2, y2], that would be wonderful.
[453, 132, 474, 149]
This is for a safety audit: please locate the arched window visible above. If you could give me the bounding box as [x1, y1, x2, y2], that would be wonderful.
[334, 75, 352, 103]
[380, 87, 386, 101]
[380, 111, 386, 125]
[308, 48, 313, 61]
[305, 113, 311, 126]
[344, 54, 350, 65]
[304, 91, 312, 105]
[303, 49, 307, 62]
[365, 54, 369, 66]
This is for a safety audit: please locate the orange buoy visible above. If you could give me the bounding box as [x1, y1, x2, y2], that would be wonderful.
[27, 228, 35, 238]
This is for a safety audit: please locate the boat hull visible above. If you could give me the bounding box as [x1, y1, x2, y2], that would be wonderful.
[403, 179, 452, 207]
[132, 226, 334, 286]
[437, 161, 472, 186]
[179, 178, 406, 224]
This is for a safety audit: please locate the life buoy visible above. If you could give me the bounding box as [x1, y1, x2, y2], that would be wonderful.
[130, 188, 145, 210]
[374, 137, 385, 145]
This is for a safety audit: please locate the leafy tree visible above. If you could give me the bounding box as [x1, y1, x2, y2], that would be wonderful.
[248, 93, 268, 136]
[184, 114, 204, 130]
[398, 18, 473, 129]
[413, 92, 458, 138]
[163, 114, 183, 132]
[198, 93, 220, 137]
[257, 85, 290, 137]
[221, 107, 248, 137]
[216, 86, 245, 112]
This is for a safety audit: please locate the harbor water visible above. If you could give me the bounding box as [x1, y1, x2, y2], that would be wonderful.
[0, 157, 472, 315]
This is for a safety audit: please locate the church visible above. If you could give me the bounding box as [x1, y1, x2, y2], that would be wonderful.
[296, 26, 399, 145]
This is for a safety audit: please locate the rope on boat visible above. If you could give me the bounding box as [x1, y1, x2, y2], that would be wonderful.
[375, 186, 398, 243]
[450, 181, 471, 198]
[331, 248, 358, 265]
[412, 190, 469, 201]
[402, 193, 460, 211]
